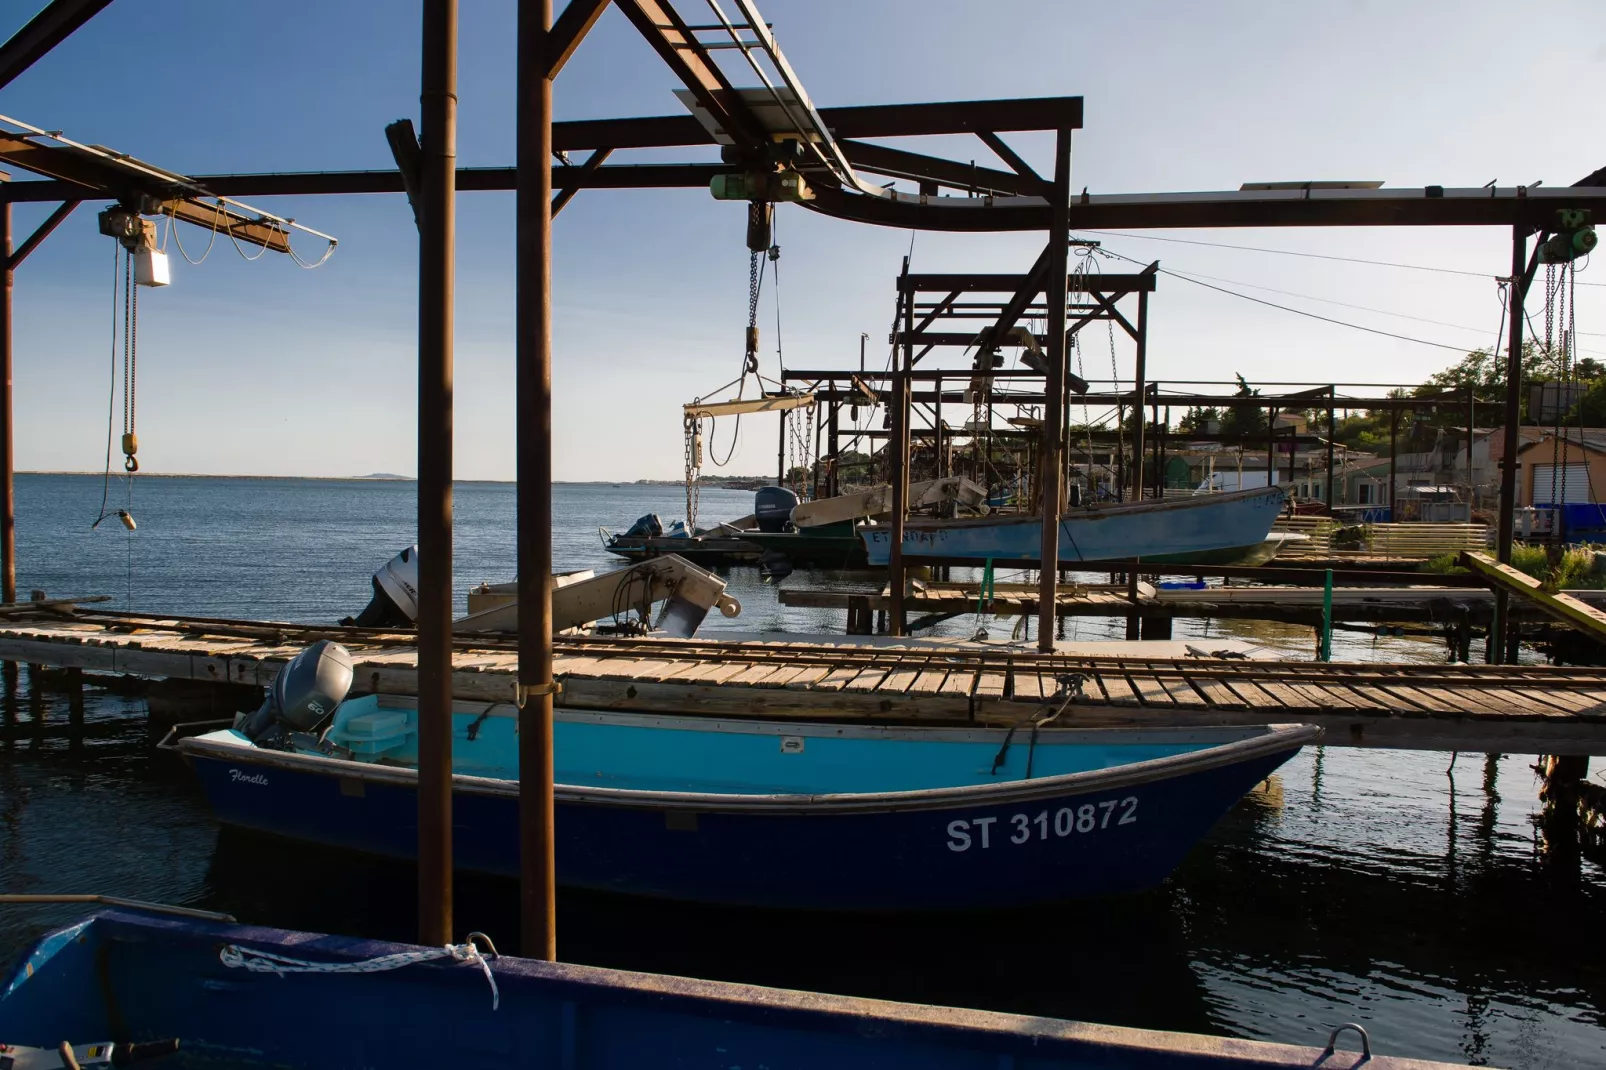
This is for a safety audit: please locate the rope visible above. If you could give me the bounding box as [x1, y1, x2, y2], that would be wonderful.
[219, 939, 500, 1010]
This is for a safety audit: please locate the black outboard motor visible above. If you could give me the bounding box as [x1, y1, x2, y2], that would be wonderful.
[754, 486, 799, 533]
[237, 640, 355, 750]
[621, 513, 663, 539]
[342, 545, 420, 627]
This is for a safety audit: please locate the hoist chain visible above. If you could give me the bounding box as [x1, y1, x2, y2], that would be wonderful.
[744, 251, 762, 378]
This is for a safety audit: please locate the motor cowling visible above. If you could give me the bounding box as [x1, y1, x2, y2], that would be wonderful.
[237, 640, 355, 746]
[341, 545, 420, 627]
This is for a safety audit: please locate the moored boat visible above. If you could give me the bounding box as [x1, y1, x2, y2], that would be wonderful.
[0, 907, 1464, 1069]
[861, 485, 1287, 566]
[173, 698, 1316, 911]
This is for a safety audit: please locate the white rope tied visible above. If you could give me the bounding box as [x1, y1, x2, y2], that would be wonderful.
[219, 940, 499, 1010]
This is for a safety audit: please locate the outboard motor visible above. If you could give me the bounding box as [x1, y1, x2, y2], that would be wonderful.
[237, 640, 355, 750]
[342, 545, 420, 627]
[622, 513, 664, 539]
[754, 486, 799, 533]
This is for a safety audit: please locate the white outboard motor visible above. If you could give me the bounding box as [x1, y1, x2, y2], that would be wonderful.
[342, 545, 420, 627]
[237, 640, 355, 748]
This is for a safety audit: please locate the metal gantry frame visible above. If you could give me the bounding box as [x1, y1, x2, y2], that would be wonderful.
[0, 0, 1602, 954]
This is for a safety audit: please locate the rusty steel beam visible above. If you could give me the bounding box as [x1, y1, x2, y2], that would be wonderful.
[6, 199, 78, 269]
[0, 0, 114, 91]
[415, 0, 458, 949]
[905, 272, 1158, 294]
[546, 0, 611, 79]
[518, 0, 559, 962]
[614, 0, 765, 151]
[0, 134, 291, 251]
[550, 147, 613, 217]
[840, 140, 1044, 198]
[976, 131, 1042, 186]
[2, 163, 727, 202]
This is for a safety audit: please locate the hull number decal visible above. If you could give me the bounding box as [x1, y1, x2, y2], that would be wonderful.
[946, 797, 1138, 852]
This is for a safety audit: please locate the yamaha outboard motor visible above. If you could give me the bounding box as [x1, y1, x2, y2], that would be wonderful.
[754, 486, 799, 533]
[342, 545, 420, 627]
[237, 640, 355, 750]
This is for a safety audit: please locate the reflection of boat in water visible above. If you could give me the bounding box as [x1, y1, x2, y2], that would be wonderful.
[176, 655, 1317, 910]
[862, 486, 1287, 566]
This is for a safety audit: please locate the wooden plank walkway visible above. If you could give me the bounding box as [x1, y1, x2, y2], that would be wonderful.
[2, 608, 1605, 755]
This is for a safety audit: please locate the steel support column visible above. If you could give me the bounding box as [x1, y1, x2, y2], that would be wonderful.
[517, 0, 558, 961]
[1493, 227, 1530, 662]
[416, 0, 458, 947]
[1325, 391, 1336, 507]
[0, 203, 11, 605]
[1129, 290, 1147, 502]
[1035, 127, 1072, 653]
[888, 276, 912, 636]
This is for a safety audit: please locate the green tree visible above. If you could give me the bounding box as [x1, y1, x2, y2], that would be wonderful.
[1221, 374, 1268, 441]
[1175, 406, 1222, 434]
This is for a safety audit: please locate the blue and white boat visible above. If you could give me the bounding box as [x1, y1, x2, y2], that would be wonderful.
[0, 906, 1456, 1069]
[174, 698, 1316, 911]
[861, 485, 1287, 566]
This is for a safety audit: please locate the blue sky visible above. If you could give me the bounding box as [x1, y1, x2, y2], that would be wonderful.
[2, 0, 1603, 481]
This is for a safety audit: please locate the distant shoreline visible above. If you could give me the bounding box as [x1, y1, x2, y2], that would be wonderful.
[16, 472, 766, 486]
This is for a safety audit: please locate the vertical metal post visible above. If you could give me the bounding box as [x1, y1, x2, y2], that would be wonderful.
[888, 279, 908, 636]
[1266, 407, 1276, 488]
[1325, 391, 1336, 508]
[1157, 403, 1168, 500]
[1129, 290, 1147, 502]
[0, 201, 12, 605]
[812, 398, 822, 499]
[516, 0, 557, 960]
[1493, 227, 1530, 662]
[416, 0, 458, 948]
[1388, 408, 1399, 520]
[827, 399, 839, 497]
[1466, 383, 1475, 506]
[776, 408, 787, 485]
[1035, 126, 1072, 653]
[934, 378, 944, 481]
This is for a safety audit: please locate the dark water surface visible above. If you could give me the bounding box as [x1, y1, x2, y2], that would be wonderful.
[2, 475, 1603, 1068]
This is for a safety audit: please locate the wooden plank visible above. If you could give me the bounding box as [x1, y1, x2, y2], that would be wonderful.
[1462, 550, 1606, 645]
[1125, 672, 1175, 708]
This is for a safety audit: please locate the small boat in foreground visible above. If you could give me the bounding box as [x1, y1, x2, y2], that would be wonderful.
[862, 486, 1287, 566]
[173, 686, 1316, 910]
[1, 907, 1462, 1069]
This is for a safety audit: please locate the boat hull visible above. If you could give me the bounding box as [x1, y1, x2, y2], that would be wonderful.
[181, 720, 1310, 911]
[861, 487, 1287, 566]
[0, 909, 1471, 1069]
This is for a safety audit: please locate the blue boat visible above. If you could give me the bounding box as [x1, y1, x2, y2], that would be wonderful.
[861, 486, 1287, 565]
[0, 907, 1461, 1069]
[174, 701, 1316, 911]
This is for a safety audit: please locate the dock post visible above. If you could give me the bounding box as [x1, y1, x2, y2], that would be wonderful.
[0, 199, 12, 605]
[1035, 124, 1072, 653]
[1388, 409, 1398, 521]
[516, 0, 569, 961]
[415, 0, 458, 948]
[1493, 226, 1532, 663]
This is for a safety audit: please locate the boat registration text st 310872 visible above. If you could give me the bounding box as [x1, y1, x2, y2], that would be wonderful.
[946, 797, 1138, 852]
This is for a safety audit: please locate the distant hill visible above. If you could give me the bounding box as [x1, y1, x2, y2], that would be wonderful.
[354, 473, 414, 480]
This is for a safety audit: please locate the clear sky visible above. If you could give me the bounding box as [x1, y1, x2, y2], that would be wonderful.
[2, 0, 1602, 482]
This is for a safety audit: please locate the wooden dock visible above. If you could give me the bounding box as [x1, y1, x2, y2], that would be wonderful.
[778, 578, 1606, 626]
[2, 607, 1605, 755]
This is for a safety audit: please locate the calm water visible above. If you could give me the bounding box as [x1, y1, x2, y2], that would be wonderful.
[2, 474, 1602, 1068]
